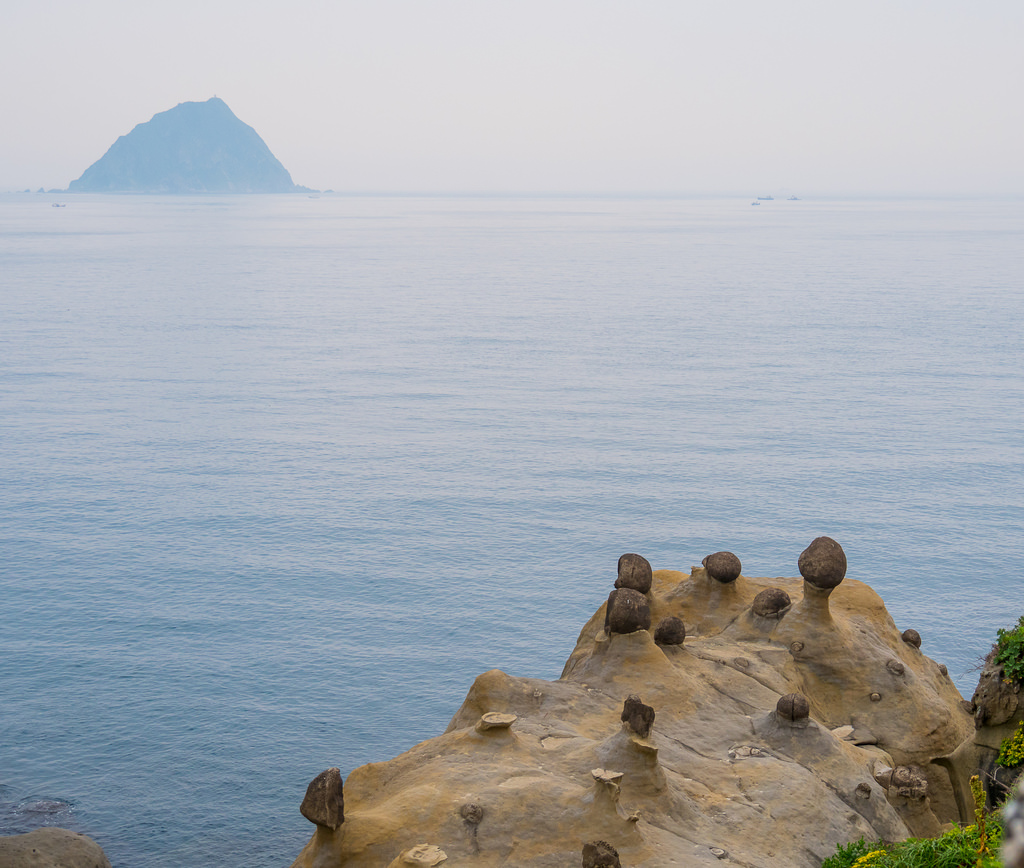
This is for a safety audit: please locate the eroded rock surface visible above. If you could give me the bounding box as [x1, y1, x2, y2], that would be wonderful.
[290, 542, 974, 868]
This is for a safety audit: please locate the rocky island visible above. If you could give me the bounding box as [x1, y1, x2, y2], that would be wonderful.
[289, 538, 1024, 868]
[68, 97, 307, 193]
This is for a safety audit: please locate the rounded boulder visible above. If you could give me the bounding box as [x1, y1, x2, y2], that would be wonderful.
[797, 536, 847, 590]
[654, 615, 686, 646]
[615, 553, 653, 594]
[702, 551, 742, 583]
[605, 588, 651, 635]
[751, 587, 791, 617]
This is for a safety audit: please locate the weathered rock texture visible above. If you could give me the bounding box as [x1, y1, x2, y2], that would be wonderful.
[290, 545, 975, 868]
[942, 647, 1024, 811]
[0, 827, 111, 868]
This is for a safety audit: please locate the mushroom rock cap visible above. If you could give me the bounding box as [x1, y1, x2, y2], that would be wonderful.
[621, 694, 656, 738]
[615, 553, 653, 594]
[797, 536, 847, 590]
[702, 551, 742, 583]
[606, 588, 652, 635]
[653, 615, 686, 646]
[300, 767, 345, 829]
[901, 628, 922, 649]
[776, 693, 810, 721]
[751, 587, 792, 617]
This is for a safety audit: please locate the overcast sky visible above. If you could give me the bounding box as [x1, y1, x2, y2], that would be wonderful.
[3, 0, 1021, 194]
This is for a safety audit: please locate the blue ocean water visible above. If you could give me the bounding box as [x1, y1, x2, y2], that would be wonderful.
[1, 193, 1022, 867]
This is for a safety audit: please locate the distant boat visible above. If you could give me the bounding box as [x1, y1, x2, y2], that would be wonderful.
[51, 202, 65, 208]
[757, 195, 773, 200]
[788, 196, 800, 201]
[751, 201, 760, 205]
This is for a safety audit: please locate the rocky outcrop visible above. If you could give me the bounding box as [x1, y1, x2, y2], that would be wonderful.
[289, 538, 975, 868]
[68, 97, 305, 193]
[0, 827, 111, 868]
[941, 646, 1024, 812]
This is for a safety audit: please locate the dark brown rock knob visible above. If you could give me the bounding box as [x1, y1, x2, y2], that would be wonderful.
[798, 537, 847, 590]
[615, 553, 653, 594]
[460, 803, 484, 824]
[654, 616, 686, 646]
[582, 840, 621, 868]
[621, 694, 655, 738]
[702, 551, 742, 583]
[751, 587, 791, 617]
[605, 588, 652, 635]
[300, 767, 345, 829]
[776, 693, 810, 721]
[901, 628, 922, 649]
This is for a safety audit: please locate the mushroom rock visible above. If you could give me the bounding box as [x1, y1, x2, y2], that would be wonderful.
[653, 616, 686, 646]
[606, 589, 652, 635]
[621, 695, 655, 739]
[778, 536, 849, 634]
[798, 536, 847, 591]
[616, 554, 653, 594]
[475, 712, 518, 737]
[776, 692, 810, 723]
[901, 629, 922, 649]
[582, 840, 621, 868]
[289, 548, 979, 868]
[702, 551, 742, 583]
[300, 767, 345, 829]
[751, 587, 792, 618]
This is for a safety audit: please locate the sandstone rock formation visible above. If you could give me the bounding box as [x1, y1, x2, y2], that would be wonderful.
[942, 645, 1024, 813]
[0, 827, 111, 868]
[290, 539, 976, 868]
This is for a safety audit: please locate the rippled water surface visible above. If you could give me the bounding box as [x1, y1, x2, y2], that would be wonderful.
[1, 194, 1022, 866]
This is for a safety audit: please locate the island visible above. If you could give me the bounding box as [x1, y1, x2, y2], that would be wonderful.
[68, 97, 309, 194]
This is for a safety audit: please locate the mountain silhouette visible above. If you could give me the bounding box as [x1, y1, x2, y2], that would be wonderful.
[69, 98, 306, 193]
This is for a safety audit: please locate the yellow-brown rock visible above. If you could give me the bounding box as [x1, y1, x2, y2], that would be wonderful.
[290, 551, 975, 868]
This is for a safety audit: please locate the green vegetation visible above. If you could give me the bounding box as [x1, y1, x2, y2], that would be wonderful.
[820, 823, 1003, 868]
[997, 720, 1024, 769]
[994, 616, 1024, 683]
[821, 777, 1002, 868]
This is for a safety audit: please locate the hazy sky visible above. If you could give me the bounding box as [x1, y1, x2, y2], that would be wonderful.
[3, 0, 1021, 194]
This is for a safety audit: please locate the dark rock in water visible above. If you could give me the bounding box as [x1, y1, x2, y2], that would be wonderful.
[621, 694, 655, 738]
[582, 839, 620, 867]
[0, 827, 111, 868]
[300, 767, 345, 829]
[654, 615, 686, 646]
[751, 587, 791, 617]
[702, 551, 742, 583]
[797, 536, 847, 590]
[615, 553, 652, 594]
[605, 589, 651, 635]
[69, 97, 305, 193]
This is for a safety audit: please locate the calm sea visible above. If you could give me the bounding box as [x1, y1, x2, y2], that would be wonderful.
[1, 193, 1022, 867]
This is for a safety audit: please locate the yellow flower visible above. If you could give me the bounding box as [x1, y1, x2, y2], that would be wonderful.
[852, 850, 886, 866]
